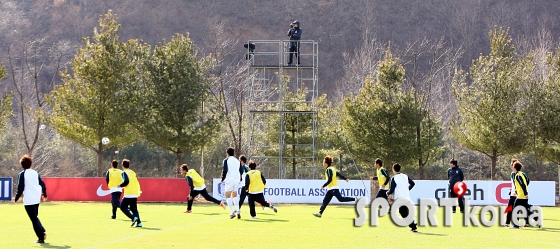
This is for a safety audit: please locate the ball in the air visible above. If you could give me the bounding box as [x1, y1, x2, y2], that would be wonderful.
[453, 181, 467, 198]
[101, 137, 110, 145]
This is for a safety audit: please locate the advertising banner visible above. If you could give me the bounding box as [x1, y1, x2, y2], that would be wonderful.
[213, 178, 371, 204]
[42, 178, 190, 202]
[213, 179, 555, 206]
[410, 180, 555, 206]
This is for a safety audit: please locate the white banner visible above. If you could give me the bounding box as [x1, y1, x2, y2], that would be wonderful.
[212, 179, 371, 204]
[409, 180, 556, 206]
[211, 179, 555, 206]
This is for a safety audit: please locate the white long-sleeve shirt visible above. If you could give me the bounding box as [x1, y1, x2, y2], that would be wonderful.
[387, 173, 415, 201]
[14, 169, 47, 205]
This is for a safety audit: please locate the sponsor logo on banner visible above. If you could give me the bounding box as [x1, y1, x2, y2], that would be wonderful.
[95, 185, 122, 197]
[0, 177, 12, 201]
[213, 179, 371, 204]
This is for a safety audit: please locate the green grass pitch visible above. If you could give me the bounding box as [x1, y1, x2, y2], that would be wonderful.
[0, 202, 559, 248]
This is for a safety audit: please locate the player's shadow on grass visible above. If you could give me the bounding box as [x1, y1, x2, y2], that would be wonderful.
[244, 219, 289, 223]
[39, 244, 71, 248]
[416, 232, 446, 236]
[137, 227, 161, 230]
[538, 227, 560, 232]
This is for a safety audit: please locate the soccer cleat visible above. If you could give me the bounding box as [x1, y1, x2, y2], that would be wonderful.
[220, 202, 226, 210]
[230, 213, 236, 219]
[313, 212, 322, 218]
[111, 215, 116, 219]
[452, 211, 456, 213]
[410, 229, 418, 233]
[35, 239, 45, 243]
[136, 222, 143, 227]
[237, 211, 241, 219]
[271, 205, 278, 213]
[509, 226, 519, 229]
[131, 217, 139, 227]
[183, 210, 192, 213]
[251, 216, 258, 219]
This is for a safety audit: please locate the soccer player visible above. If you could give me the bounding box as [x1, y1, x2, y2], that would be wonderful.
[370, 158, 390, 200]
[386, 163, 418, 232]
[244, 160, 277, 218]
[238, 155, 250, 210]
[313, 155, 358, 218]
[14, 155, 48, 243]
[448, 159, 464, 213]
[106, 159, 123, 219]
[510, 161, 535, 229]
[221, 147, 243, 219]
[181, 163, 225, 213]
[503, 158, 518, 227]
[118, 159, 142, 227]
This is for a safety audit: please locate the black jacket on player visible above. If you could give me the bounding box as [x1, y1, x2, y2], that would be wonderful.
[448, 166, 464, 186]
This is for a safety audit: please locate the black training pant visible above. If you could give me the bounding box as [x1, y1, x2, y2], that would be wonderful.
[448, 188, 465, 212]
[120, 197, 141, 223]
[111, 192, 121, 217]
[248, 193, 271, 217]
[504, 196, 516, 225]
[513, 198, 531, 225]
[24, 204, 46, 240]
[319, 189, 355, 214]
[288, 43, 300, 65]
[375, 189, 388, 200]
[239, 186, 248, 209]
[398, 205, 418, 230]
[187, 188, 221, 211]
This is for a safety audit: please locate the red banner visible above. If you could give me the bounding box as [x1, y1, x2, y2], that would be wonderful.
[42, 178, 190, 202]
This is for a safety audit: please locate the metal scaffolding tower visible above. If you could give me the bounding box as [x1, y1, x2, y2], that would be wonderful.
[246, 40, 319, 179]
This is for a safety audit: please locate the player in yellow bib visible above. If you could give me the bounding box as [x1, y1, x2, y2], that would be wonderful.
[118, 159, 142, 227]
[370, 158, 390, 200]
[510, 161, 539, 229]
[244, 160, 277, 218]
[313, 156, 358, 218]
[181, 164, 225, 213]
[105, 160, 123, 219]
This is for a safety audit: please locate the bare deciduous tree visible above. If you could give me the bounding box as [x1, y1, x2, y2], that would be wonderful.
[399, 38, 464, 178]
[206, 22, 254, 167]
[7, 40, 67, 159]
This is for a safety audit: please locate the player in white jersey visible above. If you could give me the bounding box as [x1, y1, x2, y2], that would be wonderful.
[221, 147, 243, 219]
[14, 154, 48, 243]
[386, 163, 418, 232]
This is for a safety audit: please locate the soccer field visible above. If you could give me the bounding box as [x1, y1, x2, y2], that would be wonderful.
[1, 202, 559, 248]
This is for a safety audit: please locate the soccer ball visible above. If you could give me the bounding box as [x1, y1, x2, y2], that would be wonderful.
[101, 137, 110, 145]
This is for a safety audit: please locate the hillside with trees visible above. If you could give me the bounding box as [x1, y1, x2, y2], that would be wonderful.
[0, 0, 559, 197]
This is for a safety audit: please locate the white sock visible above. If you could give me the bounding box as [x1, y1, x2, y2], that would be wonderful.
[226, 197, 234, 214]
[233, 195, 240, 212]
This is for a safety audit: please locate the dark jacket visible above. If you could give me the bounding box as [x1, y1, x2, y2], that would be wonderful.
[287, 20, 302, 47]
[448, 166, 464, 186]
